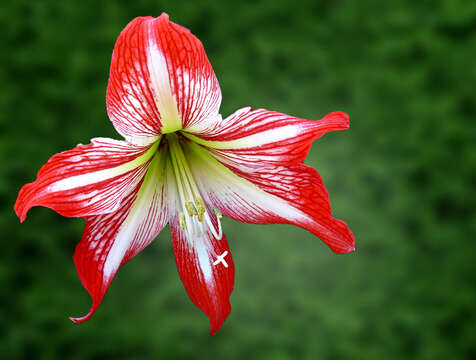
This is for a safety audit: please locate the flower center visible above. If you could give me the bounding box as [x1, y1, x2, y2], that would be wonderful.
[167, 133, 223, 241]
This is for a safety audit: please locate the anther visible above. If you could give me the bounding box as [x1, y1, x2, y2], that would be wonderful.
[195, 197, 206, 222]
[185, 201, 197, 216]
[179, 212, 186, 229]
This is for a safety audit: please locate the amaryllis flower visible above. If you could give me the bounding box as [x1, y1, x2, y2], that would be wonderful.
[14, 13, 355, 335]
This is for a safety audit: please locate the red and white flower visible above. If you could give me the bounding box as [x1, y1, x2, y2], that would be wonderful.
[14, 13, 355, 335]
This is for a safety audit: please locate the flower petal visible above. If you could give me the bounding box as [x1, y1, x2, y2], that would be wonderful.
[185, 142, 355, 254]
[107, 13, 221, 144]
[70, 152, 169, 323]
[228, 164, 355, 254]
[183, 108, 349, 167]
[14, 138, 158, 222]
[169, 213, 235, 335]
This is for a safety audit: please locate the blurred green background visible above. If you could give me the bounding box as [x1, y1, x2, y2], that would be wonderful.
[1, 0, 475, 359]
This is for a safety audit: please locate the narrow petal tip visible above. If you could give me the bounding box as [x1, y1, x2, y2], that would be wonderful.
[14, 203, 26, 223]
[69, 316, 83, 324]
[69, 310, 94, 324]
[210, 326, 221, 336]
[209, 305, 231, 336]
[14, 185, 31, 223]
[335, 238, 356, 255]
[324, 218, 355, 255]
[321, 111, 350, 130]
[69, 299, 98, 324]
[159, 12, 169, 20]
[332, 246, 355, 255]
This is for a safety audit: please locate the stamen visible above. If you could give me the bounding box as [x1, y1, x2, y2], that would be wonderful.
[168, 134, 224, 241]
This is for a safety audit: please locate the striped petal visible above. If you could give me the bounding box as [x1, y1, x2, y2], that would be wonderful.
[185, 142, 355, 254]
[164, 152, 234, 335]
[14, 138, 158, 222]
[169, 212, 235, 335]
[183, 108, 349, 168]
[70, 151, 169, 323]
[107, 14, 221, 145]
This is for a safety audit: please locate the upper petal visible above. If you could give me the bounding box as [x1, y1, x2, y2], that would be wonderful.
[14, 138, 158, 222]
[183, 107, 349, 167]
[70, 151, 169, 323]
[107, 14, 222, 144]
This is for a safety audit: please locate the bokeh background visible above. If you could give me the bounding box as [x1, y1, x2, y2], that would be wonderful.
[1, 0, 475, 359]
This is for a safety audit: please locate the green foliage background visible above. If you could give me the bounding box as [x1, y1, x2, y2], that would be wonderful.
[1, 0, 475, 359]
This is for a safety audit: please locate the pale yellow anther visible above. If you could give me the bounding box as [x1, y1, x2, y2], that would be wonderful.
[185, 201, 198, 216]
[195, 197, 206, 222]
[179, 212, 186, 229]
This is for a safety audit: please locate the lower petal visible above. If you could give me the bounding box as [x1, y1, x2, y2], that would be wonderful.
[70, 152, 169, 323]
[185, 142, 355, 254]
[230, 164, 355, 254]
[169, 213, 235, 335]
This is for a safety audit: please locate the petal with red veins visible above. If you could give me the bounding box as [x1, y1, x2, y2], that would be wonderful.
[70, 151, 169, 323]
[184, 107, 349, 167]
[14, 138, 158, 222]
[169, 212, 235, 335]
[107, 14, 221, 144]
[229, 164, 355, 254]
[185, 142, 355, 254]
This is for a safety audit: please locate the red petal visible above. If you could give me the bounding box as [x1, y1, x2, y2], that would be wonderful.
[170, 214, 235, 335]
[14, 138, 155, 222]
[184, 142, 354, 255]
[185, 108, 349, 167]
[224, 163, 355, 254]
[107, 14, 221, 144]
[70, 153, 169, 323]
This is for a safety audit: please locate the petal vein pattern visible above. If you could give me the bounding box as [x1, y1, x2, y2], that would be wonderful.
[183, 108, 349, 168]
[106, 14, 222, 144]
[169, 213, 235, 336]
[146, 24, 182, 133]
[14, 138, 158, 221]
[165, 142, 234, 335]
[107, 19, 162, 145]
[71, 151, 169, 323]
[185, 142, 306, 224]
[186, 142, 355, 254]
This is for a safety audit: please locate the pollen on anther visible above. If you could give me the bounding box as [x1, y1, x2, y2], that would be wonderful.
[179, 212, 186, 229]
[195, 197, 205, 221]
[185, 201, 197, 216]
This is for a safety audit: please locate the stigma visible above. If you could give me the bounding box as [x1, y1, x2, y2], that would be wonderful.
[168, 133, 223, 241]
